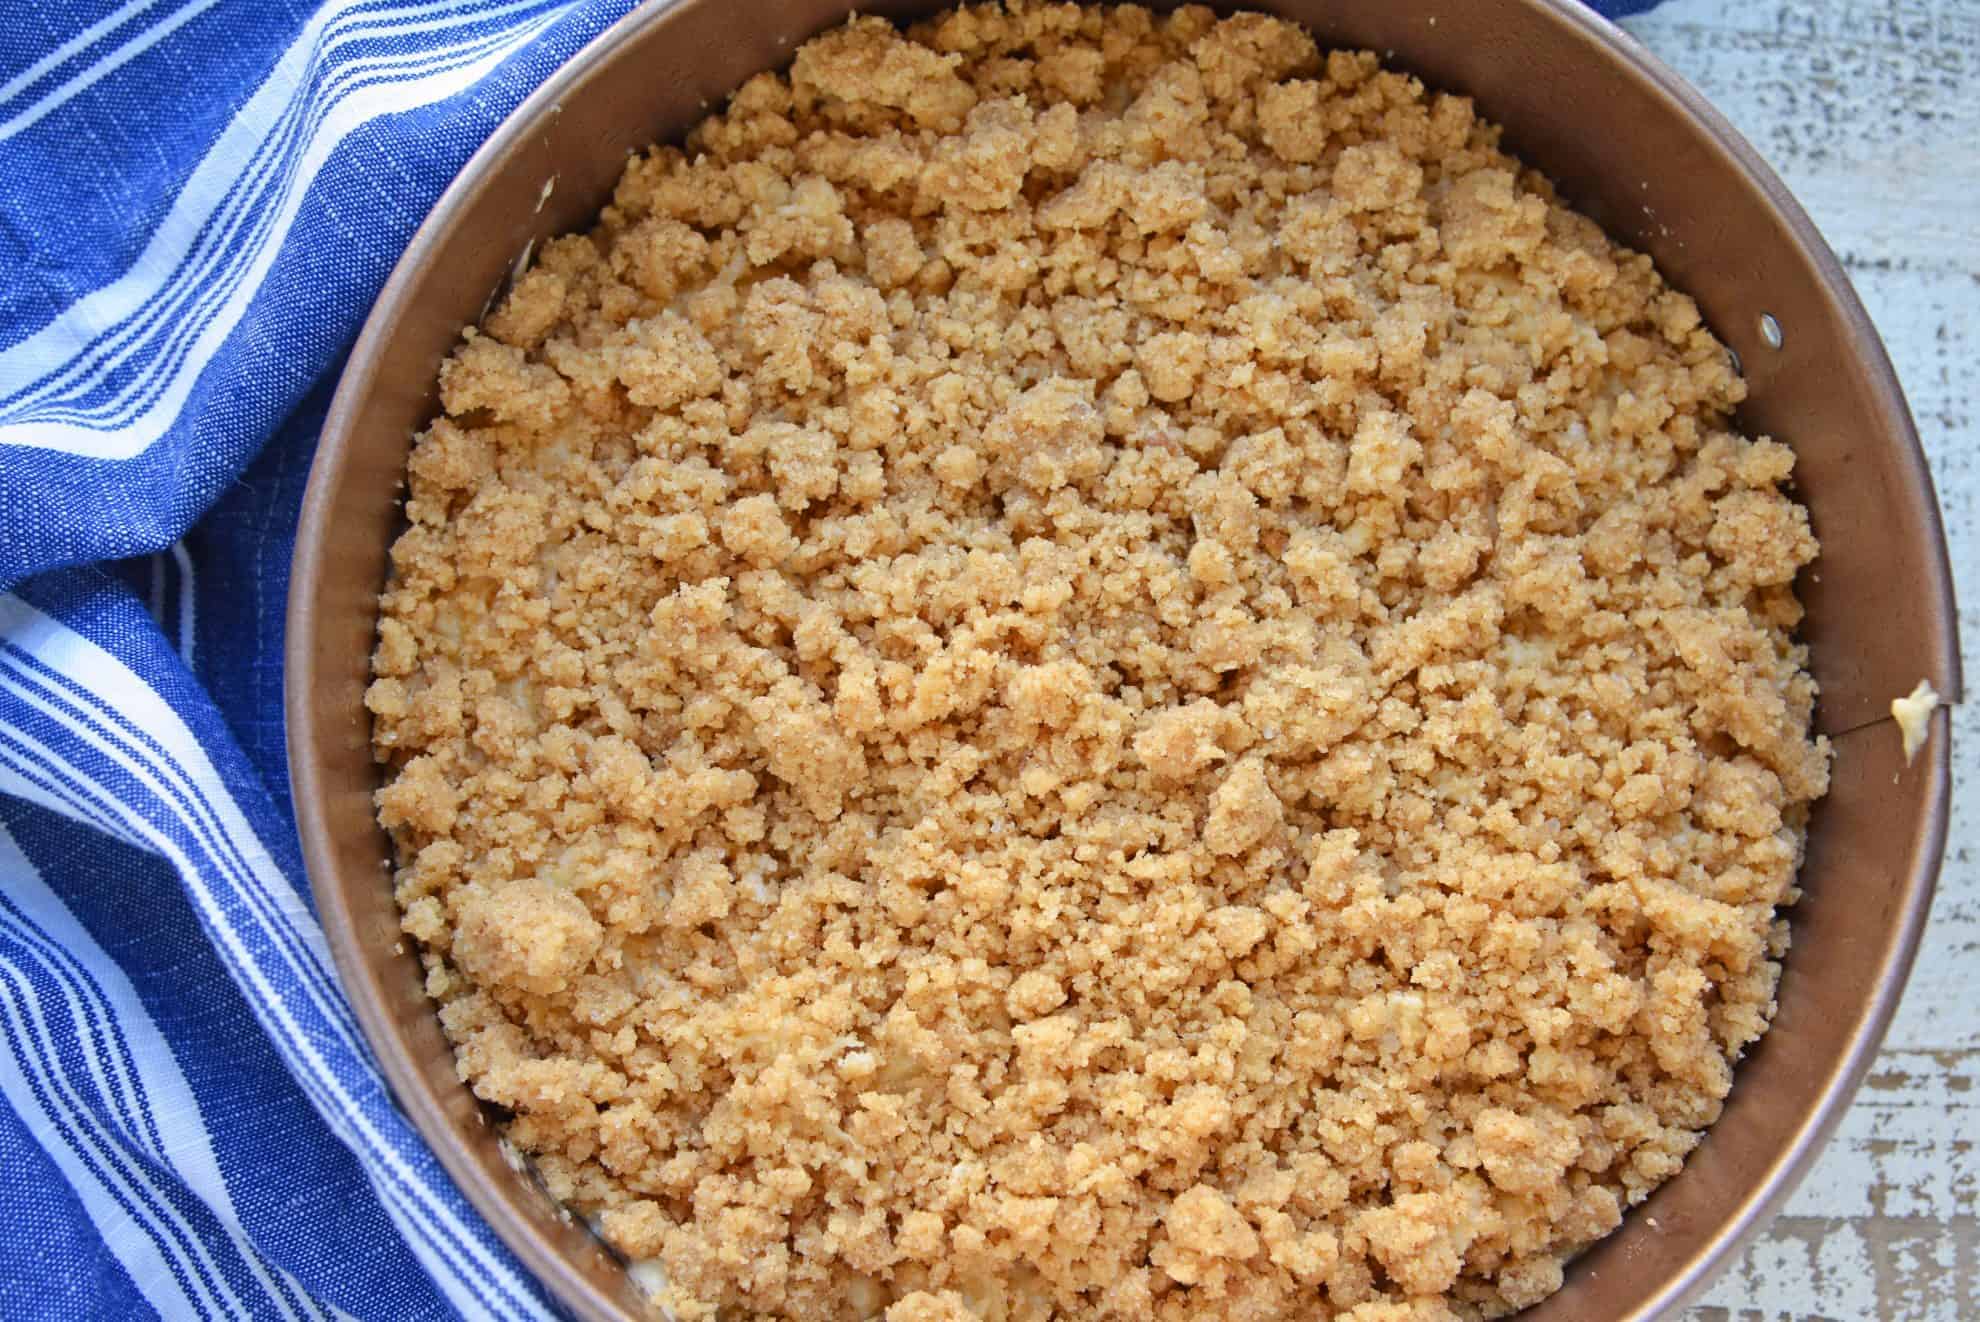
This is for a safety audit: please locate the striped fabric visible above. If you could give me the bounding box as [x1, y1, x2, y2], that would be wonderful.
[0, 0, 1659, 1317]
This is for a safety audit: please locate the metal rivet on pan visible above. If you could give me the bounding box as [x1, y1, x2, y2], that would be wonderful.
[1759, 313, 1783, 349]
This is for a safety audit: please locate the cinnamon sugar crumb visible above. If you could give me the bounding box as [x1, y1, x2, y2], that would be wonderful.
[372, 6, 1828, 1319]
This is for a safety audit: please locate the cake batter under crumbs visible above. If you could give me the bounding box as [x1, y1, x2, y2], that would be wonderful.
[368, 6, 1830, 1319]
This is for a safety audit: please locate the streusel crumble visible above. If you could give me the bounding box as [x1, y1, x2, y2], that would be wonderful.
[369, 6, 1829, 1318]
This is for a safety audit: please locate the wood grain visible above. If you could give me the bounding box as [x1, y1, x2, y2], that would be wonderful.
[1617, 1, 1978, 1316]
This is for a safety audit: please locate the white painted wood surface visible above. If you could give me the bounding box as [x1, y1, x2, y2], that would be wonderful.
[1615, 1, 1978, 1317]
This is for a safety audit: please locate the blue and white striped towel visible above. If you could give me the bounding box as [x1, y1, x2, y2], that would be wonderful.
[0, 1, 1661, 1316]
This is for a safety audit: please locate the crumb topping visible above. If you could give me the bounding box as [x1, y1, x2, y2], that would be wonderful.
[371, 6, 1829, 1319]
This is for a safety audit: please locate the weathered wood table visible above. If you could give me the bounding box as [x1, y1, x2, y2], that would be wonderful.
[1616, 2, 1978, 1316]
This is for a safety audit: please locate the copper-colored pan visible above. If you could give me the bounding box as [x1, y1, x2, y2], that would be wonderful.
[285, 2, 1961, 1318]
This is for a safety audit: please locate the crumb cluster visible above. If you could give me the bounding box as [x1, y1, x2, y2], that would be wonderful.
[370, 6, 1829, 1319]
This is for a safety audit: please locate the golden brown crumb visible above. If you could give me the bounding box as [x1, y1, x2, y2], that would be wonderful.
[371, 6, 1829, 1319]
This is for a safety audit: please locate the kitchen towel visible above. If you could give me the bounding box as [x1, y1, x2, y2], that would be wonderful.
[0, 1, 1663, 1317]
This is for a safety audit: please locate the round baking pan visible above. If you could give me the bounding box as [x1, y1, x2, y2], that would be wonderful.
[287, 2, 1961, 1317]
